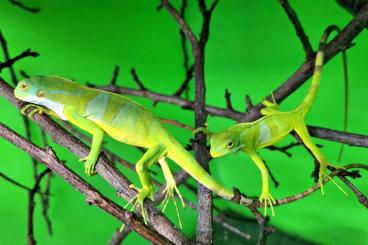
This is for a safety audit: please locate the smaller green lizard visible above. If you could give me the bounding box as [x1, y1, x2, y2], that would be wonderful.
[198, 25, 348, 215]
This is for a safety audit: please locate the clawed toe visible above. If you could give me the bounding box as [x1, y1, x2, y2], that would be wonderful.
[124, 187, 153, 225]
[259, 192, 276, 216]
[161, 183, 185, 228]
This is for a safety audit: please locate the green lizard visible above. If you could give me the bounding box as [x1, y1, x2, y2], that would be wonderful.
[200, 25, 348, 215]
[13, 74, 245, 225]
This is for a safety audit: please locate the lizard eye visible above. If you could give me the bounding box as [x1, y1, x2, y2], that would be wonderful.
[227, 142, 233, 147]
[20, 83, 29, 91]
[37, 90, 45, 98]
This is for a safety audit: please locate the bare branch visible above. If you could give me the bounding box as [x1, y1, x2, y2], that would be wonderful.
[0, 172, 34, 192]
[110, 65, 120, 86]
[0, 49, 39, 72]
[274, 163, 368, 207]
[96, 85, 368, 147]
[278, 0, 314, 59]
[173, 65, 194, 97]
[243, 2, 368, 123]
[214, 214, 252, 240]
[130, 68, 146, 90]
[8, 0, 40, 13]
[224, 89, 234, 111]
[0, 123, 173, 245]
[108, 227, 132, 245]
[28, 169, 51, 245]
[161, 1, 220, 242]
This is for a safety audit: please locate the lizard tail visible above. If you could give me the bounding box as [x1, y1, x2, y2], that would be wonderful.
[296, 25, 346, 118]
[296, 25, 349, 161]
[166, 140, 235, 200]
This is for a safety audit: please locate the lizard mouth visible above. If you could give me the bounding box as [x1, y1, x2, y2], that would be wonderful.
[210, 150, 222, 158]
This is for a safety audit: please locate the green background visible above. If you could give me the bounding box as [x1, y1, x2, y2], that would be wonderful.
[0, 0, 367, 244]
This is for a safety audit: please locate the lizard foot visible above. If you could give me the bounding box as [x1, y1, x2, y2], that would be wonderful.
[79, 156, 97, 176]
[21, 104, 47, 118]
[318, 163, 347, 196]
[261, 96, 279, 116]
[161, 180, 185, 228]
[259, 190, 276, 216]
[124, 185, 154, 225]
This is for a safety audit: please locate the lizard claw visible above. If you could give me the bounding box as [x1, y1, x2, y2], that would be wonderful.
[79, 155, 97, 176]
[124, 186, 154, 225]
[161, 180, 185, 228]
[21, 104, 47, 118]
[318, 162, 347, 196]
[259, 190, 276, 216]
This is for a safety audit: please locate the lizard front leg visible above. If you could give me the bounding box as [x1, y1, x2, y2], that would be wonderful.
[21, 103, 60, 119]
[125, 144, 167, 224]
[64, 107, 104, 176]
[248, 151, 276, 216]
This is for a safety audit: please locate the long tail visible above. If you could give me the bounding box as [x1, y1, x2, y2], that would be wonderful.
[296, 25, 347, 119]
[167, 140, 235, 200]
[296, 25, 349, 161]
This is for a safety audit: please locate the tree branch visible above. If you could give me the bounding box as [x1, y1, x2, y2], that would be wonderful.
[0, 48, 39, 72]
[278, 0, 314, 59]
[95, 84, 368, 147]
[8, 0, 40, 13]
[243, 2, 368, 123]
[0, 122, 173, 245]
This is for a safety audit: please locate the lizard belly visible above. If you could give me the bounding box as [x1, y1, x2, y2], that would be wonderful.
[84, 92, 165, 148]
[92, 119, 153, 148]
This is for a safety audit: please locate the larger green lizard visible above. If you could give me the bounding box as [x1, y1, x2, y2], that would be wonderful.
[14, 74, 241, 224]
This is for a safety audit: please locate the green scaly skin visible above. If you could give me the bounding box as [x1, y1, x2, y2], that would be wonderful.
[14, 76, 235, 226]
[204, 25, 348, 216]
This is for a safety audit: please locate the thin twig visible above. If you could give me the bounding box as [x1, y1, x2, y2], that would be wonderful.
[130, 68, 146, 90]
[110, 65, 120, 86]
[0, 172, 35, 192]
[8, 0, 40, 13]
[214, 214, 252, 240]
[278, 0, 314, 59]
[39, 130, 53, 235]
[0, 49, 39, 72]
[266, 142, 301, 157]
[224, 89, 234, 111]
[173, 65, 194, 97]
[28, 169, 51, 245]
[159, 118, 194, 131]
[243, 2, 368, 123]
[107, 227, 132, 245]
[274, 163, 368, 207]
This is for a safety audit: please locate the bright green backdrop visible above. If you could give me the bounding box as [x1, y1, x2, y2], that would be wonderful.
[0, 0, 367, 244]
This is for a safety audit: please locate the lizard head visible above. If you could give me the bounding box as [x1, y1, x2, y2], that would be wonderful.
[209, 130, 240, 158]
[14, 76, 47, 104]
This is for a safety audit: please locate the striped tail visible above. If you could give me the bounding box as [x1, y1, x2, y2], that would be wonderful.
[297, 25, 347, 118]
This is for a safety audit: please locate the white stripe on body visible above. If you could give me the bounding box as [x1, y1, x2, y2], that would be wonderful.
[86, 93, 111, 120]
[258, 120, 271, 145]
[23, 95, 67, 120]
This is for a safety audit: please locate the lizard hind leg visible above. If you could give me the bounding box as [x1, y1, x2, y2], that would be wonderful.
[124, 144, 167, 224]
[294, 123, 347, 196]
[159, 157, 185, 228]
